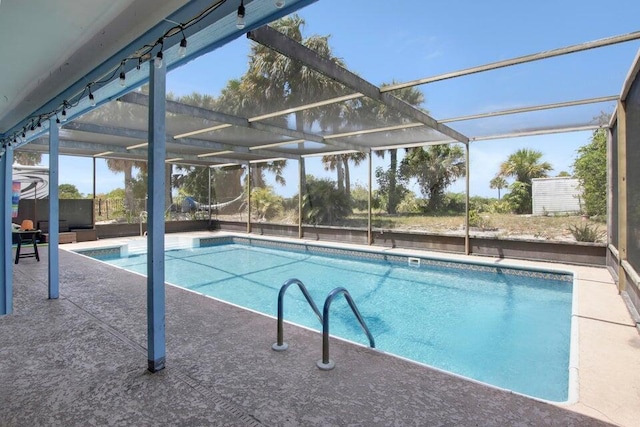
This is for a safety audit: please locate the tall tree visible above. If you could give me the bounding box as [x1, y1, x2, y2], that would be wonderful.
[573, 128, 606, 216]
[341, 152, 368, 198]
[490, 176, 508, 199]
[321, 155, 345, 193]
[106, 159, 138, 212]
[321, 152, 368, 198]
[13, 151, 42, 165]
[245, 15, 346, 128]
[352, 83, 425, 214]
[59, 183, 83, 199]
[400, 144, 466, 212]
[83, 99, 149, 211]
[499, 148, 552, 214]
[246, 15, 345, 198]
[498, 148, 552, 186]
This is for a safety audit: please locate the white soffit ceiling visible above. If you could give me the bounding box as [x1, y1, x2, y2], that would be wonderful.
[0, 0, 188, 133]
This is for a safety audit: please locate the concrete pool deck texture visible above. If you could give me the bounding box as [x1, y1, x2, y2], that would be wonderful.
[1, 232, 639, 426]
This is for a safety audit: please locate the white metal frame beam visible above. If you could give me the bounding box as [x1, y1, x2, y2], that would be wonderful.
[61, 122, 299, 160]
[384, 31, 640, 92]
[119, 92, 372, 153]
[242, 30, 638, 128]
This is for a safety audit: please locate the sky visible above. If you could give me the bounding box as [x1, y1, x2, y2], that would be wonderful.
[48, 0, 640, 199]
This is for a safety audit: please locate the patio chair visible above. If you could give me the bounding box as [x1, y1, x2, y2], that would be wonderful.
[14, 220, 40, 264]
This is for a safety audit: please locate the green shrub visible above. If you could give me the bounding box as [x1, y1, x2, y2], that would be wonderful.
[468, 209, 492, 229]
[503, 181, 531, 214]
[568, 223, 605, 242]
[303, 178, 352, 225]
[396, 192, 421, 213]
[251, 187, 284, 221]
[350, 185, 370, 211]
[486, 200, 512, 214]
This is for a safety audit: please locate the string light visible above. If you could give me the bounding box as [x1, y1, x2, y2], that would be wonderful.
[1, 0, 229, 147]
[274, 0, 285, 8]
[237, 0, 245, 29]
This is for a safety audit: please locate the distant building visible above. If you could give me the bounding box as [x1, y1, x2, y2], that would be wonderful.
[531, 177, 582, 216]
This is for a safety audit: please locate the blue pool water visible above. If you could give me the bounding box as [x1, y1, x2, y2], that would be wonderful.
[88, 241, 573, 401]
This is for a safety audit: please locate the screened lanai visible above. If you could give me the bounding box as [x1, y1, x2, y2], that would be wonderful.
[1, 0, 640, 381]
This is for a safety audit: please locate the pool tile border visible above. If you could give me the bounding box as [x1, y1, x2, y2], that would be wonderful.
[76, 246, 122, 259]
[200, 236, 573, 282]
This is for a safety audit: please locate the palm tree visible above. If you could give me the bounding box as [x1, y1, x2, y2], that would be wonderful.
[106, 158, 140, 212]
[321, 152, 368, 198]
[400, 144, 466, 212]
[490, 176, 508, 199]
[499, 148, 552, 186]
[245, 15, 346, 129]
[321, 155, 345, 192]
[499, 148, 552, 214]
[245, 15, 346, 200]
[353, 83, 425, 214]
[341, 152, 368, 198]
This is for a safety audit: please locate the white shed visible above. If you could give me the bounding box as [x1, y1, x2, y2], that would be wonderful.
[531, 177, 582, 216]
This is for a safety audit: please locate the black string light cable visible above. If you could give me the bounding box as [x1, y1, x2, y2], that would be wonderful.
[0, 0, 238, 152]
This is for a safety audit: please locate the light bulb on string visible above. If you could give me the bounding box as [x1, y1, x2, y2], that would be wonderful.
[275, 0, 285, 8]
[237, 0, 245, 29]
[178, 38, 187, 58]
[119, 71, 126, 87]
[155, 50, 164, 69]
[89, 91, 96, 107]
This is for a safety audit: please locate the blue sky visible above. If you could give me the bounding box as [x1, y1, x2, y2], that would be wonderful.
[53, 0, 640, 198]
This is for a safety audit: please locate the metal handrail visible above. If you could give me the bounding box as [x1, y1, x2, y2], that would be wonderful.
[139, 211, 147, 236]
[272, 278, 323, 351]
[317, 287, 375, 370]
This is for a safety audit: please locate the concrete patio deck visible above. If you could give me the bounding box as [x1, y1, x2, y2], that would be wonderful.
[1, 234, 639, 426]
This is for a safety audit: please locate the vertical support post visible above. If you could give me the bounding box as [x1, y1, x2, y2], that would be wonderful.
[92, 156, 97, 226]
[49, 119, 60, 299]
[298, 157, 304, 239]
[208, 166, 212, 226]
[617, 100, 627, 293]
[246, 162, 251, 234]
[367, 152, 372, 245]
[1, 146, 14, 314]
[464, 142, 470, 255]
[147, 57, 167, 372]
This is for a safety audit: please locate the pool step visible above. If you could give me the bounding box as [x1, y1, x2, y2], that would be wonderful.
[125, 236, 199, 255]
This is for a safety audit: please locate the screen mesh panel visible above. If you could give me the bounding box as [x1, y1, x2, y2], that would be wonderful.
[625, 75, 640, 270]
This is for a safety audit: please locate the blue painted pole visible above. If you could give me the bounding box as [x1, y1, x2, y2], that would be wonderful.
[147, 57, 166, 372]
[48, 119, 60, 299]
[1, 146, 13, 315]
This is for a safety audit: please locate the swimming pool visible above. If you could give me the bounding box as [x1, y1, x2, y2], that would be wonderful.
[78, 236, 575, 402]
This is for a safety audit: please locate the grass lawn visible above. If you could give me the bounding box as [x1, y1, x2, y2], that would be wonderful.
[243, 211, 607, 243]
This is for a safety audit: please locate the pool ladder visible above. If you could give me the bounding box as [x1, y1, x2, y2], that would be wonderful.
[272, 278, 375, 370]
